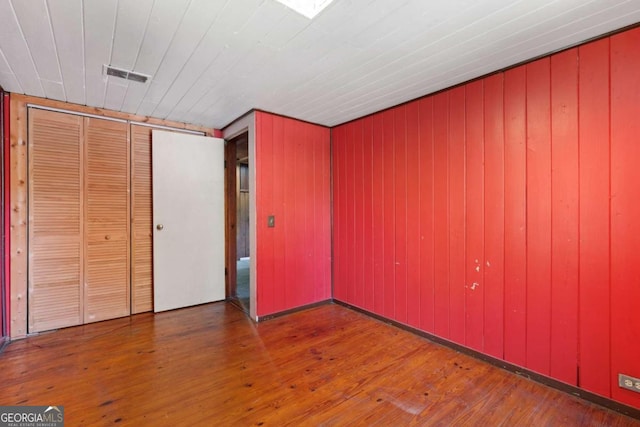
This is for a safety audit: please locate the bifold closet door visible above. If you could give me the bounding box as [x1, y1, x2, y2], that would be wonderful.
[28, 109, 83, 332]
[84, 117, 130, 323]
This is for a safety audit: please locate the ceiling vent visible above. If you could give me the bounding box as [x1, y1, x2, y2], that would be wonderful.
[104, 65, 150, 83]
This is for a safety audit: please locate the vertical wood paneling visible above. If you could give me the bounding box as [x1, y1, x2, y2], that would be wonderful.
[394, 106, 408, 324]
[331, 26, 640, 410]
[503, 67, 527, 366]
[525, 58, 552, 376]
[344, 125, 358, 304]
[372, 114, 385, 314]
[483, 74, 505, 359]
[254, 112, 331, 317]
[332, 125, 344, 302]
[353, 120, 364, 307]
[610, 27, 640, 409]
[382, 110, 395, 319]
[464, 80, 484, 352]
[256, 113, 274, 313]
[433, 92, 449, 338]
[418, 98, 435, 333]
[362, 116, 374, 311]
[405, 102, 420, 328]
[550, 49, 579, 384]
[448, 86, 466, 344]
[10, 97, 28, 338]
[282, 117, 295, 312]
[272, 115, 286, 310]
[578, 38, 610, 397]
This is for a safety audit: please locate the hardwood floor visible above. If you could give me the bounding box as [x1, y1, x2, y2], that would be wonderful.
[0, 303, 637, 426]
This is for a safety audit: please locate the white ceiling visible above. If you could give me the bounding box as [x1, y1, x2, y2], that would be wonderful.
[0, 0, 638, 129]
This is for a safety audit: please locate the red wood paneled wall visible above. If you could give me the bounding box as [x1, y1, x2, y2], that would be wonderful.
[332, 27, 640, 409]
[255, 111, 331, 317]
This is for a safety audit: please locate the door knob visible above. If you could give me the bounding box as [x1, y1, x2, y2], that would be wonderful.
[156, 224, 164, 231]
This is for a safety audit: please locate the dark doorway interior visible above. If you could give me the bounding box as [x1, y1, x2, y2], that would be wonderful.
[225, 132, 250, 313]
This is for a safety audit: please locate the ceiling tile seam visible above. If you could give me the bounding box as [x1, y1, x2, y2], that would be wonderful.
[103, 0, 121, 109]
[287, 0, 608, 117]
[130, 0, 195, 115]
[80, 0, 86, 105]
[9, 0, 45, 97]
[321, 16, 640, 127]
[0, 46, 23, 93]
[44, 0, 68, 102]
[280, 0, 544, 115]
[148, 0, 232, 119]
[169, 4, 300, 121]
[277, 0, 555, 114]
[117, 0, 158, 112]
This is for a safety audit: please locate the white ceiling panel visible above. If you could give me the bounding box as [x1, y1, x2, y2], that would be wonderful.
[47, 0, 86, 104]
[10, 0, 62, 94]
[83, 0, 118, 107]
[0, 1, 44, 97]
[0, 0, 638, 128]
[134, 0, 229, 117]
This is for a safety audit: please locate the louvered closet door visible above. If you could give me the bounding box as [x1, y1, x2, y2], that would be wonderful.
[28, 109, 83, 332]
[84, 117, 130, 323]
[130, 125, 153, 313]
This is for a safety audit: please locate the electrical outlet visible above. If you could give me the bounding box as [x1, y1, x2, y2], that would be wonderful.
[618, 373, 640, 393]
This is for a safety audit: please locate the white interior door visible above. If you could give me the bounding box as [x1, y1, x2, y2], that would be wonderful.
[152, 130, 225, 312]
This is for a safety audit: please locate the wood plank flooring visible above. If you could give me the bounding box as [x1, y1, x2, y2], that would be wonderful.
[0, 303, 637, 426]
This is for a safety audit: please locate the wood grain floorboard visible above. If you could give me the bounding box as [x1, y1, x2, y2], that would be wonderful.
[0, 303, 637, 426]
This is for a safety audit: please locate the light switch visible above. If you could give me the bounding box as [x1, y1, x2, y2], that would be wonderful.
[268, 215, 275, 228]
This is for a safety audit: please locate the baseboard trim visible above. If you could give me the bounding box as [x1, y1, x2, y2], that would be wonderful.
[256, 299, 333, 322]
[333, 299, 640, 420]
[0, 336, 9, 354]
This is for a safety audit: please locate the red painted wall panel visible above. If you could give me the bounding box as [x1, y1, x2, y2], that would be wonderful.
[405, 102, 421, 329]
[610, 28, 640, 409]
[382, 110, 395, 319]
[448, 87, 466, 345]
[332, 26, 640, 410]
[503, 66, 527, 366]
[525, 57, 552, 376]
[362, 116, 374, 312]
[578, 38, 611, 398]
[372, 114, 385, 314]
[394, 106, 408, 324]
[550, 49, 579, 385]
[483, 74, 505, 359]
[464, 80, 484, 352]
[417, 98, 435, 333]
[432, 92, 450, 338]
[255, 111, 331, 317]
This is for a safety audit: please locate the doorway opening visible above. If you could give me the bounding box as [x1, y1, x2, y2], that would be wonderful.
[226, 132, 250, 313]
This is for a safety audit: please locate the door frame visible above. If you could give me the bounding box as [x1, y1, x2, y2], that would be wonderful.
[223, 113, 257, 320]
[1, 90, 8, 345]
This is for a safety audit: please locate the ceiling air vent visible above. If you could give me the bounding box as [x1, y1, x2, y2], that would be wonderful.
[104, 65, 150, 83]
